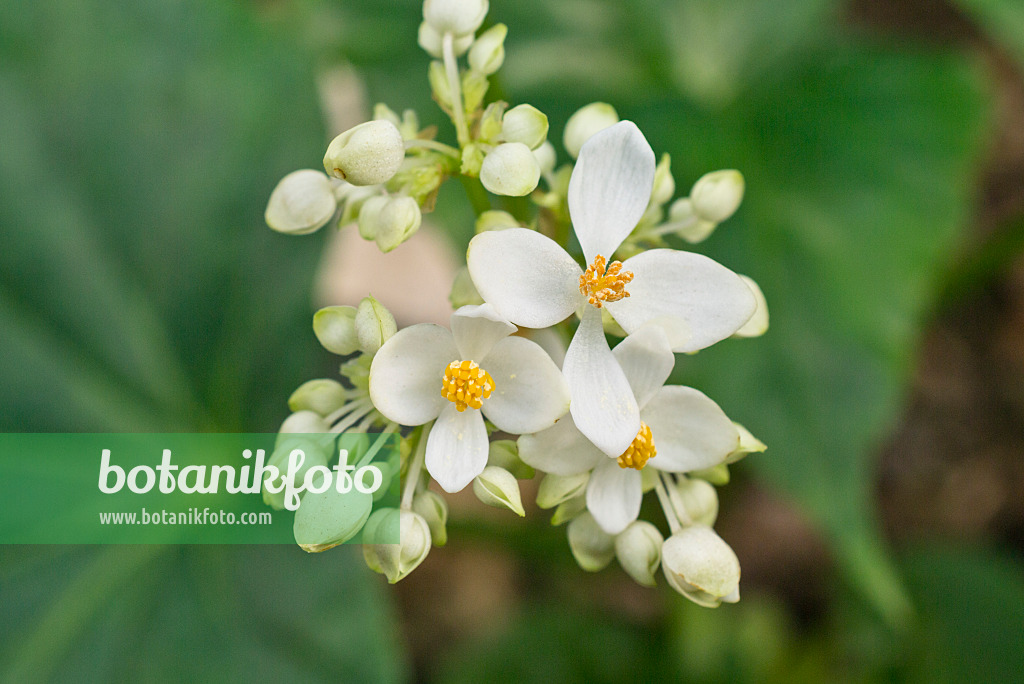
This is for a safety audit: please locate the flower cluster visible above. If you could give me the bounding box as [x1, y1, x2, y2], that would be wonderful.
[264, 0, 768, 604]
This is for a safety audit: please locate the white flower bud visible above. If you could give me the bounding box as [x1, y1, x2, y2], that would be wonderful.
[501, 104, 548, 150]
[690, 169, 744, 223]
[536, 471, 589, 509]
[670, 476, 719, 527]
[668, 197, 718, 243]
[412, 489, 449, 547]
[651, 153, 675, 206]
[532, 140, 557, 176]
[480, 142, 540, 196]
[339, 185, 381, 227]
[563, 102, 619, 159]
[277, 410, 329, 438]
[324, 120, 405, 186]
[418, 21, 473, 59]
[374, 196, 422, 253]
[468, 23, 507, 75]
[487, 440, 535, 480]
[474, 209, 519, 233]
[449, 266, 485, 309]
[293, 479, 373, 552]
[732, 276, 769, 338]
[550, 495, 586, 526]
[265, 170, 338, 235]
[567, 511, 615, 572]
[473, 465, 525, 516]
[727, 422, 766, 464]
[355, 295, 397, 355]
[615, 520, 664, 587]
[423, 0, 488, 37]
[357, 195, 389, 241]
[662, 525, 740, 607]
[312, 305, 360, 356]
[287, 379, 347, 416]
[362, 508, 432, 583]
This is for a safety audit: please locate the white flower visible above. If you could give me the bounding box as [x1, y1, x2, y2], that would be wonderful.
[369, 304, 569, 493]
[468, 121, 756, 457]
[517, 325, 740, 534]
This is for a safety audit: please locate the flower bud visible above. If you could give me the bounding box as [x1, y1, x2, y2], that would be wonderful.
[428, 61, 452, 111]
[474, 209, 519, 233]
[362, 508, 432, 583]
[468, 23, 507, 75]
[372, 102, 401, 128]
[263, 434, 330, 510]
[478, 101, 507, 143]
[550, 495, 586, 526]
[355, 295, 397, 355]
[563, 103, 618, 159]
[412, 489, 449, 547]
[690, 169, 744, 223]
[288, 379, 348, 416]
[536, 471, 589, 509]
[501, 104, 548, 150]
[727, 422, 766, 464]
[265, 170, 338, 235]
[532, 141, 557, 176]
[418, 21, 473, 59]
[670, 476, 719, 527]
[732, 276, 769, 338]
[567, 511, 615, 572]
[662, 525, 740, 607]
[487, 439, 535, 480]
[615, 520, 664, 587]
[461, 69, 489, 115]
[650, 153, 675, 206]
[668, 197, 717, 243]
[460, 143, 486, 177]
[338, 185, 381, 227]
[277, 410, 329, 438]
[449, 266, 485, 309]
[688, 463, 730, 486]
[374, 196, 422, 253]
[423, 0, 489, 37]
[480, 143, 540, 196]
[473, 465, 525, 516]
[357, 195, 389, 241]
[324, 120, 406, 186]
[313, 305, 360, 356]
[293, 478, 374, 552]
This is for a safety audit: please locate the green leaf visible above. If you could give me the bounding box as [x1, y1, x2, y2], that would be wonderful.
[952, 0, 1024, 69]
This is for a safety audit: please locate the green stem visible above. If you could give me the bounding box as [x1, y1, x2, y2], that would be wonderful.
[401, 422, 431, 509]
[442, 32, 470, 147]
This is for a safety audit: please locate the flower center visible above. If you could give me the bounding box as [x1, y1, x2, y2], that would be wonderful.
[617, 422, 656, 470]
[579, 254, 633, 308]
[441, 360, 495, 412]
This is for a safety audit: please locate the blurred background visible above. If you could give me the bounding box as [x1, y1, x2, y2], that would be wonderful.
[2, 0, 1023, 681]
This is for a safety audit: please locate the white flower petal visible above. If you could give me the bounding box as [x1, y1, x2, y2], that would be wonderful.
[732, 275, 769, 338]
[369, 324, 456, 426]
[643, 386, 739, 473]
[606, 249, 757, 352]
[450, 303, 516, 361]
[425, 403, 490, 493]
[611, 323, 675, 410]
[517, 415, 604, 476]
[586, 457, 642, 535]
[467, 228, 582, 328]
[563, 307, 640, 457]
[479, 336, 570, 434]
[568, 121, 656, 262]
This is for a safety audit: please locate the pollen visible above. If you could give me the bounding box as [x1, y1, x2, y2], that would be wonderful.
[441, 360, 495, 412]
[579, 254, 633, 308]
[617, 422, 656, 470]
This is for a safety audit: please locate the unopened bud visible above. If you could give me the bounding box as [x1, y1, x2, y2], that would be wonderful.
[727, 422, 766, 464]
[650, 153, 675, 206]
[567, 511, 615, 572]
[480, 142, 540, 196]
[418, 21, 473, 59]
[536, 471, 589, 509]
[449, 266, 485, 308]
[533, 141, 557, 176]
[487, 440, 535, 480]
[478, 101, 507, 142]
[412, 489, 449, 547]
[501, 104, 548, 150]
[362, 508, 431, 583]
[688, 463, 730, 486]
[288, 379, 347, 416]
[670, 476, 719, 527]
[550, 495, 586, 526]
[324, 120, 406, 186]
[668, 197, 717, 243]
[265, 170, 338, 235]
[313, 305, 360, 356]
[423, 0, 489, 37]
[662, 525, 740, 607]
[615, 520, 664, 587]
[293, 478, 373, 552]
[690, 169, 744, 223]
[468, 23, 507, 75]
[563, 103, 619, 159]
[428, 61, 452, 111]
[473, 465, 525, 516]
[355, 295, 397, 355]
[357, 195, 389, 241]
[374, 196, 422, 253]
[475, 209, 519, 233]
[277, 411, 329, 438]
[263, 434, 330, 510]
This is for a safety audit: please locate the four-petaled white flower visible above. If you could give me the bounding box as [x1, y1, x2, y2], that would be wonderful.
[369, 304, 570, 493]
[517, 324, 740, 535]
[467, 121, 756, 458]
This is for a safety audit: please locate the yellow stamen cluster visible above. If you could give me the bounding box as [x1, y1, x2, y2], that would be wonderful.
[579, 254, 633, 308]
[441, 360, 495, 412]
[617, 422, 656, 470]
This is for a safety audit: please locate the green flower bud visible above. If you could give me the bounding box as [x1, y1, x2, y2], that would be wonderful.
[651, 153, 675, 206]
[468, 23, 507, 75]
[265, 170, 337, 235]
[362, 508, 432, 583]
[533, 141, 557, 176]
[473, 465, 525, 516]
[277, 410, 329, 438]
[372, 102, 401, 128]
[428, 61, 452, 111]
[412, 489, 449, 547]
[501, 104, 548, 150]
[662, 525, 740, 607]
[263, 434, 330, 511]
[668, 197, 717, 244]
[423, 0, 489, 37]
[567, 511, 615, 572]
[461, 68, 489, 116]
[287, 379, 347, 417]
[615, 520, 664, 587]
[550, 495, 586, 526]
[338, 185, 381, 227]
[357, 195, 389, 241]
[293, 478, 374, 552]
[688, 463, 730, 486]
[474, 209, 519, 233]
[563, 102, 618, 159]
[670, 476, 719, 527]
[374, 196, 422, 253]
[324, 120, 406, 186]
[480, 143, 540, 197]
[732, 276, 769, 338]
[690, 169, 744, 223]
[449, 266, 485, 309]
[536, 471, 589, 509]
[727, 422, 766, 464]
[460, 143, 486, 177]
[312, 305, 360, 356]
[355, 295, 397, 355]
[478, 101, 507, 143]
[418, 21, 473, 59]
[487, 439, 535, 480]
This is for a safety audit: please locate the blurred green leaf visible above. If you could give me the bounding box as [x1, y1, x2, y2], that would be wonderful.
[952, 0, 1024, 68]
